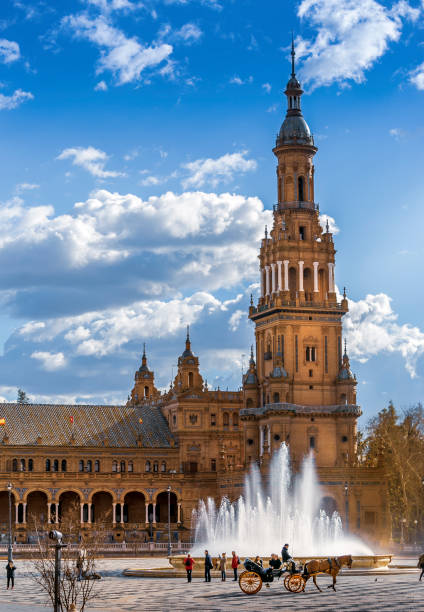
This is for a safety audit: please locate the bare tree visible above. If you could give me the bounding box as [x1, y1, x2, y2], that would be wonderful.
[28, 501, 108, 611]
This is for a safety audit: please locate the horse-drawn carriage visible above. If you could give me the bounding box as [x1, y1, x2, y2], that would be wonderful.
[238, 555, 353, 595]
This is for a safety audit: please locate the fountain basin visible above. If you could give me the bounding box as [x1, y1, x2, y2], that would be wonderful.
[123, 554, 392, 578]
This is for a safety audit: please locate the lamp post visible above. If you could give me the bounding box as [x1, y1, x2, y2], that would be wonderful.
[400, 517, 407, 548]
[414, 519, 418, 547]
[49, 530, 67, 612]
[344, 482, 349, 532]
[167, 485, 171, 557]
[7, 482, 13, 563]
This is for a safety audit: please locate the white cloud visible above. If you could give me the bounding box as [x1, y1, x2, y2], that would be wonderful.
[63, 13, 173, 85]
[182, 151, 257, 189]
[16, 183, 40, 193]
[389, 127, 405, 140]
[57, 146, 125, 178]
[228, 309, 244, 332]
[229, 75, 253, 85]
[297, 0, 420, 89]
[174, 23, 203, 44]
[409, 61, 424, 90]
[140, 175, 160, 186]
[345, 293, 424, 378]
[86, 0, 140, 12]
[262, 82, 271, 93]
[94, 80, 108, 91]
[0, 89, 33, 110]
[31, 351, 67, 371]
[0, 39, 20, 64]
[266, 103, 278, 113]
[319, 213, 339, 234]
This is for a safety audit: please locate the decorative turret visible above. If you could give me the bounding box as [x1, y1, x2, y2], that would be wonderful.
[173, 327, 204, 393]
[127, 344, 160, 405]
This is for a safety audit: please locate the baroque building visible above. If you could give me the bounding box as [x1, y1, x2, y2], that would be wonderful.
[0, 47, 388, 550]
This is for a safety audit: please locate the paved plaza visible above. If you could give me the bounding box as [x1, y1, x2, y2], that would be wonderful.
[0, 558, 422, 611]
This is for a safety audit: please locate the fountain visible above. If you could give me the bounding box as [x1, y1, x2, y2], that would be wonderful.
[191, 444, 372, 557]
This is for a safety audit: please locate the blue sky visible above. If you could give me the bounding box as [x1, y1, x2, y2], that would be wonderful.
[0, 0, 423, 423]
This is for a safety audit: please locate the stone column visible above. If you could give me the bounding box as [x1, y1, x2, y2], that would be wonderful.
[283, 260, 289, 291]
[120, 502, 124, 524]
[152, 504, 156, 524]
[298, 261, 304, 292]
[277, 261, 283, 291]
[145, 502, 149, 524]
[328, 263, 335, 293]
[265, 266, 270, 296]
[271, 263, 276, 293]
[177, 503, 182, 524]
[15, 503, 19, 524]
[80, 503, 84, 524]
[112, 502, 117, 525]
[88, 502, 92, 524]
[313, 262, 319, 292]
[55, 502, 59, 524]
[259, 426, 264, 457]
[23, 502, 27, 524]
[47, 503, 51, 525]
[260, 268, 265, 297]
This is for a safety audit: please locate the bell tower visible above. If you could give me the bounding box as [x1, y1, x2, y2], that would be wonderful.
[248, 40, 357, 409]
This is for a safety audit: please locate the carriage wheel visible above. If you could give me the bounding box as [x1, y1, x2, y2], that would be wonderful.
[238, 571, 263, 594]
[285, 574, 305, 593]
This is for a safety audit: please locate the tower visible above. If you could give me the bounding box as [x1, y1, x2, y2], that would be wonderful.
[244, 41, 359, 467]
[128, 344, 160, 405]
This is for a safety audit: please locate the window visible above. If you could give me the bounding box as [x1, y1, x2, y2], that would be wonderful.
[309, 369, 313, 377]
[20, 458, 25, 471]
[144, 386, 149, 398]
[28, 459, 33, 472]
[153, 461, 158, 473]
[53, 459, 59, 472]
[145, 460, 151, 472]
[79, 460, 84, 472]
[172, 414, 176, 426]
[223, 412, 229, 427]
[94, 460, 100, 472]
[298, 177, 304, 201]
[112, 460, 118, 473]
[273, 392, 280, 404]
[341, 435, 348, 443]
[46, 459, 51, 472]
[309, 436, 315, 449]
[188, 371, 194, 387]
[161, 461, 166, 473]
[61, 459, 67, 472]
[274, 434, 281, 441]
[211, 459, 216, 471]
[210, 413, 216, 426]
[120, 461, 125, 473]
[306, 346, 316, 362]
[128, 461, 133, 473]
[86, 460, 92, 472]
[12, 458, 18, 472]
[299, 225, 305, 240]
[232, 413, 239, 427]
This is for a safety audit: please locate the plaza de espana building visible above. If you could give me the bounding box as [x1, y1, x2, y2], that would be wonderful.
[0, 50, 389, 550]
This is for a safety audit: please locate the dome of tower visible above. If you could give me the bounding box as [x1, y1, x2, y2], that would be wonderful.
[277, 115, 314, 146]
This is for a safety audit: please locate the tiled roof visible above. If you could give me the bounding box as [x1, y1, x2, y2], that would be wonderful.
[0, 403, 177, 448]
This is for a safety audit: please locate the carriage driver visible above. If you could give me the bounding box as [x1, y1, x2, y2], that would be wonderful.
[281, 543, 296, 574]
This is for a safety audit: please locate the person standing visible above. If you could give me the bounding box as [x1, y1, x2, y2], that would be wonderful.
[5, 561, 15, 589]
[418, 553, 424, 581]
[204, 550, 213, 582]
[184, 553, 195, 583]
[231, 551, 240, 581]
[219, 552, 227, 581]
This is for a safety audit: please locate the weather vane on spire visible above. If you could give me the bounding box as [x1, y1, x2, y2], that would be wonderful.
[291, 31, 296, 77]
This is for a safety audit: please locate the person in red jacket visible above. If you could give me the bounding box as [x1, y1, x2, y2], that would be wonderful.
[183, 553, 195, 583]
[231, 551, 240, 581]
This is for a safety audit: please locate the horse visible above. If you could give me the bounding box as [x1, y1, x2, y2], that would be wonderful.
[302, 555, 353, 592]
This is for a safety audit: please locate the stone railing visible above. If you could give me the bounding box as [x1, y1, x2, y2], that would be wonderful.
[240, 402, 361, 417]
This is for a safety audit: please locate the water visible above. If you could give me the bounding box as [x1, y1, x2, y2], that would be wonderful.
[191, 444, 372, 557]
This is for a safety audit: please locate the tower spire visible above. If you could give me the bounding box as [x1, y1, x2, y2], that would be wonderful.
[291, 31, 296, 78]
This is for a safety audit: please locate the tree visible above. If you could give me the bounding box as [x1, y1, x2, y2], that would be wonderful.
[17, 388, 30, 404]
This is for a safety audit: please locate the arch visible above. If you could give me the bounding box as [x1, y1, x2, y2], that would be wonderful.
[298, 176, 305, 201]
[56, 488, 83, 502]
[223, 412, 229, 427]
[232, 412, 239, 427]
[124, 491, 146, 523]
[155, 491, 178, 523]
[91, 491, 113, 524]
[289, 266, 297, 301]
[303, 267, 313, 301]
[20, 458, 26, 471]
[61, 459, 67, 472]
[188, 371, 194, 387]
[26, 490, 48, 525]
[320, 496, 338, 516]
[12, 458, 18, 472]
[53, 459, 59, 472]
[88, 488, 117, 504]
[0, 491, 16, 524]
[120, 461, 125, 473]
[86, 460, 92, 473]
[28, 458, 33, 472]
[45, 459, 51, 472]
[119, 488, 150, 503]
[23, 487, 52, 503]
[58, 491, 81, 524]
[94, 460, 100, 473]
[145, 460, 151, 472]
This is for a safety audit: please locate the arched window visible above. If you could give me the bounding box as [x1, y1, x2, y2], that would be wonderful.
[246, 398, 254, 408]
[128, 461, 133, 473]
[153, 461, 158, 473]
[145, 460, 151, 472]
[273, 392, 280, 404]
[306, 346, 316, 362]
[232, 413, 239, 427]
[188, 372, 194, 387]
[289, 267, 297, 301]
[161, 461, 166, 473]
[86, 460, 92, 472]
[144, 386, 149, 398]
[79, 460, 84, 472]
[12, 458, 18, 472]
[120, 461, 125, 473]
[112, 460, 118, 473]
[223, 412, 229, 427]
[20, 458, 25, 471]
[298, 176, 304, 201]
[94, 460, 100, 473]
[309, 436, 316, 449]
[28, 458, 33, 472]
[46, 459, 51, 472]
[53, 459, 59, 472]
[61, 459, 67, 472]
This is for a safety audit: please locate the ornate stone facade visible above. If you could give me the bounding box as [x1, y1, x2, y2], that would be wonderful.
[0, 49, 389, 549]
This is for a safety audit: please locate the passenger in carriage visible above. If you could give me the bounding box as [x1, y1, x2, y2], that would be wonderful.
[269, 554, 282, 570]
[254, 555, 263, 567]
